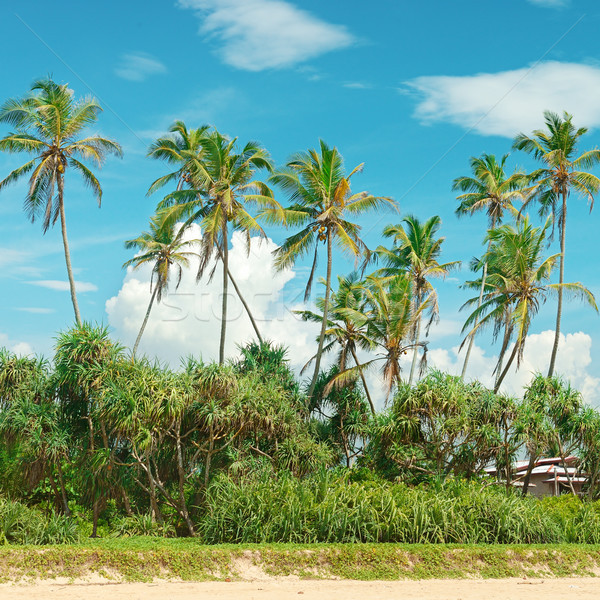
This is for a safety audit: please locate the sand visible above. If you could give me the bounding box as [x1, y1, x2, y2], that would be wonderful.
[0, 578, 596, 599]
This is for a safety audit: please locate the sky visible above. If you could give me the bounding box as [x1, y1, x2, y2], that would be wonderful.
[1, 0, 600, 407]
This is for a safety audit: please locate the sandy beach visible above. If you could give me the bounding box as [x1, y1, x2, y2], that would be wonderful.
[0, 578, 596, 600]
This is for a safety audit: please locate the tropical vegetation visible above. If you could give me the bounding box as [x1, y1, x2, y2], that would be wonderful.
[0, 79, 600, 544]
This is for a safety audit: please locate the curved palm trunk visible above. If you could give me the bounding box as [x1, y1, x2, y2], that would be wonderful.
[133, 286, 158, 357]
[494, 339, 519, 393]
[461, 260, 488, 380]
[216, 246, 263, 343]
[521, 451, 537, 496]
[461, 237, 493, 380]
[547, 192, 567, 378]
[308, 232, 333, 399]
[57, 175, 82, 325]
[219, 225, 229, 365]
[350, 346, 375, 414]
[408, 295, 422, 387]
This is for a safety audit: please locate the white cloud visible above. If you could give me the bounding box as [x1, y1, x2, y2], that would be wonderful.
[177, 0, 355, 71]
[27, 280, 98, 293]
[115, 52, 167, 82]
[343, 82, 372, 90]
[428, 330, 600, 405]
[407, 61, 600, 137]
[15, 307, 55, 314]
[528, 0, 568, 7]
[106, 225, 320, 367]
[0, 333, 33, 356]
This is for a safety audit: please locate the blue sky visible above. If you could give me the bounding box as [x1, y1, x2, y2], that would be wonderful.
[1, 0, 600, 403]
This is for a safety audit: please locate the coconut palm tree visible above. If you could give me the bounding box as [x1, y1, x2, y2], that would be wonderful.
[264, 140, 397, 398]
[452, 154, 527, 379]
[462, 217, 597, 392]
[513, 111, 600, 377]
[147, 120, 210, 195]
[160, 129, 275, 364]
[0, 78, 122, 324]
[326, 273, 426, 401]
[123, 210, 200, 356]
[148, 123, 266, 345]
[375, 215, 459, 386]
[296, 273, 375, 413]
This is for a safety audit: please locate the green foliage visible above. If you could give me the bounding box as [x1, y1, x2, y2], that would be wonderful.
[0, 498, 78, 544]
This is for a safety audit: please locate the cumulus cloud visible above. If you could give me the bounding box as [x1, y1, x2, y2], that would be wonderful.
[407, 61, 600, 137]
[177, 0, 355, 71]
[106, 225, 320, 367]
[0, 333, 33, 356]
[27, 280, 98, 293]
[428, 330, 600, 405]
[115, 52, 167, 82]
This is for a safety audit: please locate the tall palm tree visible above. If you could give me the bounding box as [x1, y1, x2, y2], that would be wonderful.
[452, 154, 527, 379]
[123, 210, 199, 356]
[326, 273, 425, 401]
[161, 129, 275, 364]
[376, 215, 459, 386]
[0, 78, 122, 324]
[462, 217, 597, 392]
[296, 273, 375, 413]
[147, 120, 210, 195]
[148, 122, 265, 345]
[513, 111, 600, 377]
[264, 140, 397, 398]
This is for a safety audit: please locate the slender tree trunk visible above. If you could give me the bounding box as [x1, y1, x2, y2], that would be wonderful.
[56, 463, 71, 517]
[461, 261, 488, 379]
[521, 451, 537, 496]
[133, 286, 158, 357]
[461, 236, 493, 379]
[408, 297, 422, 387]
[547, 192, 567, 377]
[219, 226, 229, 365]
[175, 423, 195, 536]
[350, 346, 375, 414]
[216, 245, 263, 343]
[57, 175, 82, 325]
[308, 231, 333, 399]
[494, 339, 519, 393]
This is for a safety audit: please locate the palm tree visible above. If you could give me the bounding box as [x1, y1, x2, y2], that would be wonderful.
[0, 78, 122, 324]
[376, 215, 459, 386]
[147, 120, 210, 195]
[452, 154, 527, 379]
[513, 111, 600, 377]
[123, 210, 200, 356]
[264, 140, 397, 398]
[148, 123, 266, 346]
[462, 217, 597, 392]
[326, 273, 425, 401]
[160, 128, 274, 364]
[296, 273, 375, 413]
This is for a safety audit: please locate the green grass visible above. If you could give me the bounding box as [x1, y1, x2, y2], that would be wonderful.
[0, 540, 600, 583]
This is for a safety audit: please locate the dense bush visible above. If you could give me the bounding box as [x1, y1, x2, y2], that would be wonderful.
[199, 472, 600, 545]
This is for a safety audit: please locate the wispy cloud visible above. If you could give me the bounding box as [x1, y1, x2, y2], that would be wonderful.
[527, 0, 569, 7]
[343, 82, 372, 89]
[115, 52, 167, 82]
[15, 307, 55, 314]
[27, 280, 98, 293]
[407, 61, 600, 137]
[177, 0, 355, 71]
[137, 87, 238, 139]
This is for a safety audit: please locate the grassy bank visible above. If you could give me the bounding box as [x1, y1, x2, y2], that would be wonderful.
[1, 540, 600, 582]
